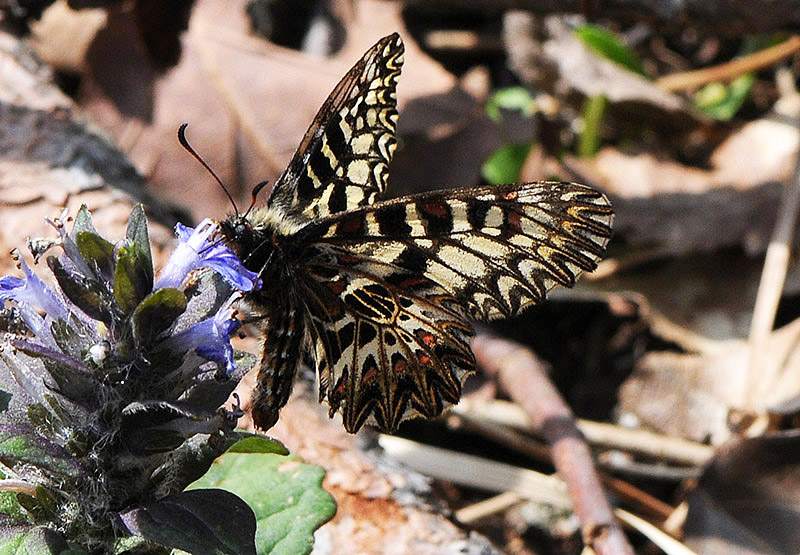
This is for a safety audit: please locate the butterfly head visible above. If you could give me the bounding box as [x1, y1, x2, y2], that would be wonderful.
[219, 212, 268, 273]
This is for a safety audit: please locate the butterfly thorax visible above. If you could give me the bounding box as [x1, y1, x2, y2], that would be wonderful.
[219, 206, 305, 282]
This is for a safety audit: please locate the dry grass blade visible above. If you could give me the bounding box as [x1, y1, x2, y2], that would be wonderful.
[746, 73, 800, 412]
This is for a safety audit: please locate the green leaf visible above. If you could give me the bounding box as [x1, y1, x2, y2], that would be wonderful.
[119, 489, 257, 555]
[0, 389, 11, 413]
[74, 232, 115, 280]
[486, 87, 535, 122]
[70, 205, 98, 236]
[190, 451, 336, 555]
[574, 24, 645, 75]
[113, 244, 152, 315]
[125, 205, 154, 293]
[132, 288, 187, 348]
[481, 143, 533, 184]
[0, 493, 28, 523]
[227, 435, 289, 456]
[0, 525, 73, 554]
[0, 424, 86, 480]
[694, 72, 755, 121]
[48, 257, 114, 325]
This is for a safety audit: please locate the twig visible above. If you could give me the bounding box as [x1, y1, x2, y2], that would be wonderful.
[597, 453, 702, 482]
[453, 409, 679, 521]
[601, 475, 675, 522]
[454, 492, 523, 524]
[472, 332, 635, 555]
[656, 35, 800, 91]
[447, 411, 552, 462]
[0, 479, 37, 496]
[453, 399, 714, 467]
[745, 69, 800, 412]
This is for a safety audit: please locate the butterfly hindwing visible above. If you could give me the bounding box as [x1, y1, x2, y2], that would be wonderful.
[298, 244, 474, 432]
[267, 33, 403, 222]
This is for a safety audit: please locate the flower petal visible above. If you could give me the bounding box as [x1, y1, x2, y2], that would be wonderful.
[156, 220, 259, 292]
[0, 252, 69, 321]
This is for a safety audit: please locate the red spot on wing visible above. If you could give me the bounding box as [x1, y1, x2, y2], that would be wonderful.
[361, 364, 379, 384]
[398, 276, 430, 289]
[503, 190, 519, 200]
[337, 254, 362, 265]
[393, 357, 408, 374]
[420, 202, 448, 219]
[417, 330, 436, 347]
[338, 216, 363, 235]
[507, 209, 523, 232]
[326, 278, 347, 294]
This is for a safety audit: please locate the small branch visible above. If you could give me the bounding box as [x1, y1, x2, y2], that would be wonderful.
[472, 332, 634, 555]
[454, 492, 523, 524]
[656, 35, 800, 91]
[0, 479, 37, 496]
[453, 399, 714, 467]
[601, 475, 675, 522]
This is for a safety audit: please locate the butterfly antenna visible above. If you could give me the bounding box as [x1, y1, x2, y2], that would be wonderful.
[177, 123, 240, 215]
[245, 180, 270, 218]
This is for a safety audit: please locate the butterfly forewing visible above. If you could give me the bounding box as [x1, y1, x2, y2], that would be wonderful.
[267, 33, 403, 223]
[301, 182, 613, 321]
[224, 33, 614, 434]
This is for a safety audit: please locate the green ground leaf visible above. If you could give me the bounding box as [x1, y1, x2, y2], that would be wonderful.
[190, 450, 336, 555]
[574, 24, 645, 75]
[486, 87, 535, 122]
[694, 73, 755, 121]
[578, 94, 608, 157]
[227, 435, 289, 455]
[481, 143, 533, 184]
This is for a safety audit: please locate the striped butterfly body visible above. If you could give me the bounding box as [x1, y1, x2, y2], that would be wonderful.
[221, 33, 613, 434]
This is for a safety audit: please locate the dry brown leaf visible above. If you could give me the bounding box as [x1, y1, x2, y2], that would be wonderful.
[74, 0, 459, 222]
[618, 317, 800, 444]
[542, 16, 688, 113]
[684, 431, 800, 554]
[0, 26, 174, 275]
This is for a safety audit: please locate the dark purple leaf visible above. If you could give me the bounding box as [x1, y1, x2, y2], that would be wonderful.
[119, 489, 256, 555]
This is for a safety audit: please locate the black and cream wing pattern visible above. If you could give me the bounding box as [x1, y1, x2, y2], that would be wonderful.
[220, 33, 614, 434]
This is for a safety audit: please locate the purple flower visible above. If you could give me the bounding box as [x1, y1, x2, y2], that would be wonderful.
[160, 293, 242, 373]
[0, 251, 69, 322]
[156, 219, 260, 292]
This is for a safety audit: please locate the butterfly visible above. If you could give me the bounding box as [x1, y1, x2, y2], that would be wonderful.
[219, 33, 613, 434]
